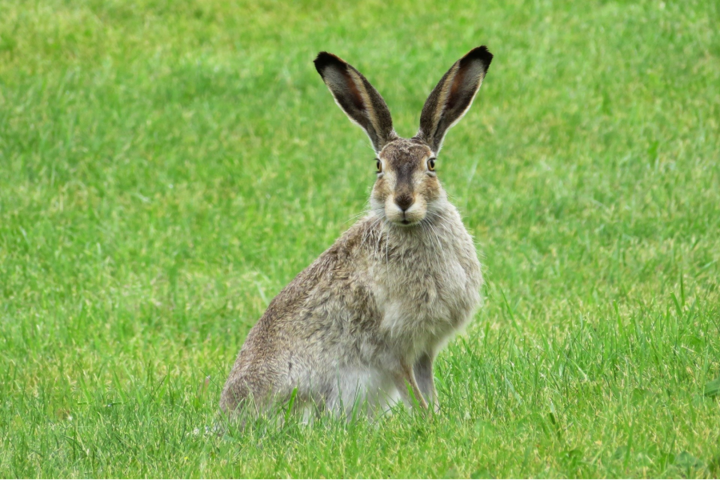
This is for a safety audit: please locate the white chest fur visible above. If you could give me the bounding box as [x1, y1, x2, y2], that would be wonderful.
[371, 207, 483, 359]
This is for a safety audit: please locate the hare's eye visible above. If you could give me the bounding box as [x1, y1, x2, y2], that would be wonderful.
[376, 159, 382, 173]
[427, 158, 436, 171]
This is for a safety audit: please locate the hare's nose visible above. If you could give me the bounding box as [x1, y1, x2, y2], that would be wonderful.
[394, 194, 414, 212]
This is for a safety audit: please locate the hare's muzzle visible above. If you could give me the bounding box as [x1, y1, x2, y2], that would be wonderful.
[395, 193, 414, 212]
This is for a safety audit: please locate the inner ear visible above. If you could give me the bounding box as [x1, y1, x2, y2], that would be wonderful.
[314, 52, 396, 152]
[416, 46, 493, 152]
[447, 68, 469, 111]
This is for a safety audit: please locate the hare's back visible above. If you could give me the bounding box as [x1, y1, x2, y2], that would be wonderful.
[221, 218, 382, 410]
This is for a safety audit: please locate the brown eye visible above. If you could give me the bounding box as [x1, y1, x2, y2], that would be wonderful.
[427, 157, 436, 171]
[376, 159, 382, 173]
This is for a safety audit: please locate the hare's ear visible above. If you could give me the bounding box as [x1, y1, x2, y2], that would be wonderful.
[416, 46, 493, 153]
[314, 52, 396, 153]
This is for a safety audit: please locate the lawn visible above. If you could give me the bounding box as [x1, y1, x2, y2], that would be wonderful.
[1, 0, 719, 477]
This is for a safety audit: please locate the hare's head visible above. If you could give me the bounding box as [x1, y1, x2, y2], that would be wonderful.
[315, 47, 492, 227]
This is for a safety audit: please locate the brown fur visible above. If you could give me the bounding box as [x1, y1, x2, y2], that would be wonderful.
[221, 47, 493, 418]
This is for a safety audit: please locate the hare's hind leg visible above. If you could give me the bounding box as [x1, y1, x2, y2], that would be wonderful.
[391, 361, 429, 410]
[219, 378, 251, 415]
[220, 377, 271, 419]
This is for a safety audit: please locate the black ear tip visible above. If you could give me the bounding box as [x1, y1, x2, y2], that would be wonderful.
[465, 45, 493, 66]
[314, 52, 347, 76]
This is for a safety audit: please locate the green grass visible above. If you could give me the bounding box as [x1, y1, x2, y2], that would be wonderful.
[1, 0, 719, 477]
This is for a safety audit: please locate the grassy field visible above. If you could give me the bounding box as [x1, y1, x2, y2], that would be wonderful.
[1, 0, 720, 477]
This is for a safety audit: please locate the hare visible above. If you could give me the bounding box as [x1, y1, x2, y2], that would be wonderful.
[220, 46, 493, 418]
